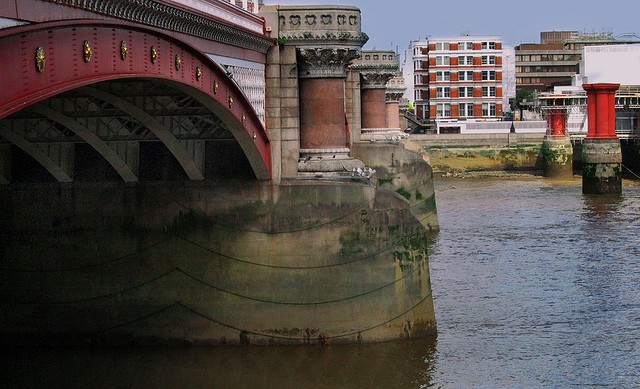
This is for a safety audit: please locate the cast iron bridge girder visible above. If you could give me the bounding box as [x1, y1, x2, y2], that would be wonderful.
[0, 20, 271, 183]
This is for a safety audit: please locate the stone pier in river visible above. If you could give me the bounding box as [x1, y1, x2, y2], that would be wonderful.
[582, 83, 622, 194]
[0, 2, 438, 345]
[542, 107, 573, 179]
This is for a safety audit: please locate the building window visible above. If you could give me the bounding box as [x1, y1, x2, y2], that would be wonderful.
[482, 41, 496, 50]
[458, 55, 473, 66]
[482, 86, 496, 97]
[416, 89, 430, 101]
[482, 103, 496, 116]
[458, 42, 474, 50]
[436, 71, 450, 81]
[436, 87, 450, 98]
[436, 103, 451, 117]
[481, 55, 496, 65]
[458, 70, 474, 81]
[436, 56, 450, 66]
[459, 103, 474, 117]
[435, 42, 450, 51]
[416, 75, 429, 85]
[459, 87, 474, 97]
[481, 70, 496, 81]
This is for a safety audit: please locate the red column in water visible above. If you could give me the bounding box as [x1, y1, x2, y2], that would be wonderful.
[583, 83, 620, 139]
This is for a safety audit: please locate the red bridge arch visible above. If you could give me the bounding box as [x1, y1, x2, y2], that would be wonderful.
[0, 20, 271, 180]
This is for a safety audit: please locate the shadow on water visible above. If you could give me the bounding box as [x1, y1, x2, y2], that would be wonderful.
[2, 337, 439, 389]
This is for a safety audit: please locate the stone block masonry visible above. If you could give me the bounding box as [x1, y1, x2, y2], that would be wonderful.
[0, 180, 437, 345]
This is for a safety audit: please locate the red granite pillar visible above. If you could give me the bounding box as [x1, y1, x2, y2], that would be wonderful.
[299, 78, 347, 149]
[386, 101, 400, 129]
[361, 88, 387, 128]
[296, 47, 364, 173]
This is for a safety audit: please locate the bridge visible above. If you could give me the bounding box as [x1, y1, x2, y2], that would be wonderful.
[0, 0, 272, 184]
[0, 0, 439, 346]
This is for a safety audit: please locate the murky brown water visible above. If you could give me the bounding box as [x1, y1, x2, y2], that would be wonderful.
[2, 177, 639, 388]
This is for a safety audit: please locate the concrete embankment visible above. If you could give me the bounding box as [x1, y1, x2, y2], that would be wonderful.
[407, 133, 546, 175]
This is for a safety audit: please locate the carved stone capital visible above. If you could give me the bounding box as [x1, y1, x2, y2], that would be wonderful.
[351, 50, 400, 89]
[297, 48, 360, 78]
[385, 91, 405, 103]
[360, 71, 396, 89]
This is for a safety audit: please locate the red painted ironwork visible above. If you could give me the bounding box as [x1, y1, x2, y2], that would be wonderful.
[547, 109, 567, 137]
[583, 83, 620, 140]
[0, 20, 271, 179]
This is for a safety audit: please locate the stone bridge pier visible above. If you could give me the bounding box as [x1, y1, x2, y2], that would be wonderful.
[0, 2, 439, 346]
[582, 83, 622, 194]
[541, 105, 573, 178]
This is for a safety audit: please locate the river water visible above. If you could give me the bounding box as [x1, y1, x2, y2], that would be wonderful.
[3, 177, 639, 388]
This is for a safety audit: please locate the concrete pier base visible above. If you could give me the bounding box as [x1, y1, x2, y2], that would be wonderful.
[0, 180, 437, 345]
[542, 137, 573, 178]
[582, 139, 622, 194]
[297, 147, 365, 174]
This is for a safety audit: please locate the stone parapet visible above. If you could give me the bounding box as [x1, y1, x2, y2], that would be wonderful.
[351, 50, 399, 89]
[275, 5, 368, 49]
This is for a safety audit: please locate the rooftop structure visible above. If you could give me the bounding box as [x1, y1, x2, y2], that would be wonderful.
[515, 31, 640, 94]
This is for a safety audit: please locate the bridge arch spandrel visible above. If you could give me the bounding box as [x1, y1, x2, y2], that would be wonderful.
[0, 20, 271, 180]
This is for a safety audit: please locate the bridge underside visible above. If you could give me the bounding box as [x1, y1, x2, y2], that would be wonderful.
[0, 20, 271, 183]
[0, 79, 255, 183]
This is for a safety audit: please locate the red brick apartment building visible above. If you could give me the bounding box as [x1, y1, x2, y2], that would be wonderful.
[407, 36, 504, 123]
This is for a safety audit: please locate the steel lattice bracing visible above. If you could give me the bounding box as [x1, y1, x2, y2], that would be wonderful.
[1, 80, 243, 182]
[0, 20, 271, 183]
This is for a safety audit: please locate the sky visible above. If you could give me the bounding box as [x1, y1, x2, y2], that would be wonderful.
[264, 0, 639, 52]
